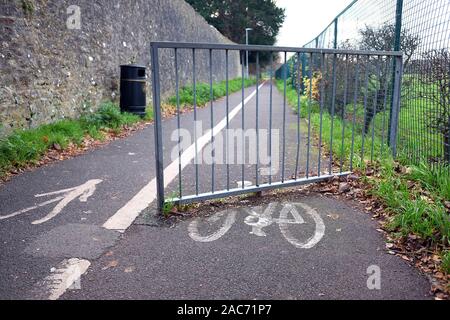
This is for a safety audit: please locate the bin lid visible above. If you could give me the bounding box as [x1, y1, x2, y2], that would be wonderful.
[120, 64, 147, 69]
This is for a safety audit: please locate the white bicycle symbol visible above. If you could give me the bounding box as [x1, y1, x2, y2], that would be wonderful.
[188, 202, 325, 249]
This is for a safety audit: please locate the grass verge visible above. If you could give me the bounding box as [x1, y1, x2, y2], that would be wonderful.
[0, 102, 152, 180]
[276, 79, 450, 277]
[167, 77, 257, 108]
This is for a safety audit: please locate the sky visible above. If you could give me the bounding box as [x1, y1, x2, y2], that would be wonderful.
[275, 0, 353, 47]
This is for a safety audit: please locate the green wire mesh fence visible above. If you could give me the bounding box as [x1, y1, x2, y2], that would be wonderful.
[282, 0, 449, 171]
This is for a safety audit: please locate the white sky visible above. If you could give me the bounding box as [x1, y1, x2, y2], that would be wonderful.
[275, 0, 353, 47]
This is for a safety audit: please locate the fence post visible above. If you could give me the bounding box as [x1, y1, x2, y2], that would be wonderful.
[150, 43, 165, 212]
[333, 18, 338, 49]
[388, 0, 403, 149]
[389, 55, 403, 157]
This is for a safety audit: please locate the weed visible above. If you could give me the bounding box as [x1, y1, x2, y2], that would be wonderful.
[162, 192, 178, 217]
[442, 250, 450, 275]
[408, 163, 450, 200]
[21, 0, 34, 16]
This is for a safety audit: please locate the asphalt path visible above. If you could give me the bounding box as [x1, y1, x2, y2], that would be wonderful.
[0, 81, 431, 300]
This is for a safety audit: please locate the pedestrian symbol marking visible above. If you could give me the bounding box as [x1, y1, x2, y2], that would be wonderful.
[0, 179, 102, 225]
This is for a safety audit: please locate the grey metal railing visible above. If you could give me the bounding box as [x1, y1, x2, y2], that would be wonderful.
[150, 42, 403, 211]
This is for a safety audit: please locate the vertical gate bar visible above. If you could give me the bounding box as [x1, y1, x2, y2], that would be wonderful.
[209, 49, 215, 193]
[350, 55, 360, 172]
[150, 43, 165, 211]
[340, 54, 349, 173]
[361, 55, 370, 163]
[318, 53, 326, 177]
[301, 53, 306, 94]
[306, 52, 313, 179]
[241, 50, 245, 188]
[282, 51, 287, 182]
[226, 50, 230, 191]
[175, 48, 182, 199]
[269, 52, 274, 185]
[193, 48, 199, 195]
[390, 55, 403, 157]
[329, 52, 338, 174]
[295, 52, 301, 180]
[370, 56, 382, 162]
[256, 52, 260, 186]
[380, 57, 390, 157]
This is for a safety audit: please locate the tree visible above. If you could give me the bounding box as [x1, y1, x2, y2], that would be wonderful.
[358, 23, 420, 134]
[419, 49, 450, 163]
[186, 0, 285, 64]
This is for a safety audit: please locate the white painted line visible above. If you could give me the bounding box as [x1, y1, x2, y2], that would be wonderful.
[35, 258, 91, 300]
[103, 82, 266, 232]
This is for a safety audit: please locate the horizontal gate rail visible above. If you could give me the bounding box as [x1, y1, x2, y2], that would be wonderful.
[150, 42, 403, 212]
[171, 173, 350, 205]
[151, 41, 402, 57]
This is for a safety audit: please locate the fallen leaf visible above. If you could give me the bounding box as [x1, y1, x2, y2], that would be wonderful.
[124, 266, 135, 273]
[432, 255, 441, 263]
[338, 183, 351, 193]
[401, 255, 411, 262]
[386, 243, 395, 249]
[102, 260, 118, 270]
[327, 214, 340, 220]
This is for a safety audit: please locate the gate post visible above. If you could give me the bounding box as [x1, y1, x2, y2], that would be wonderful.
[333, 18, 338, 49]
[150, 43, 165, 212]
[388, 0, 404, 150]
[389, 55, 403, 157]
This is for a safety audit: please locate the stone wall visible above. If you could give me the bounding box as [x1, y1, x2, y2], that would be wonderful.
[0, 0, 241, 135]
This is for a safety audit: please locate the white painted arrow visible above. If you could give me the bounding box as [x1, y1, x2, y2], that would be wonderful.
[0, 179, 102, 225]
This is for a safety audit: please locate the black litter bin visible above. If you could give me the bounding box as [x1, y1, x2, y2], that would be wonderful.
[120, 64, 147, 116]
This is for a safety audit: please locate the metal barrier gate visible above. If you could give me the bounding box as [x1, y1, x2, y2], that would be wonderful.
[150, 42, 403, 211]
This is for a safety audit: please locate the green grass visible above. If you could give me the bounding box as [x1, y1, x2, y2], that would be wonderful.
[372, 165, 450, 245]
[0, 102, 143, 179]
[275, 79, 392, 169]
[167, 77, 257, 107]
[398, 75, 446, 162]
[407, 163, 450, 201]
[276, 79, 450, 251]
[162, 192, 178, 217]
[442, 250, 450, 275]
